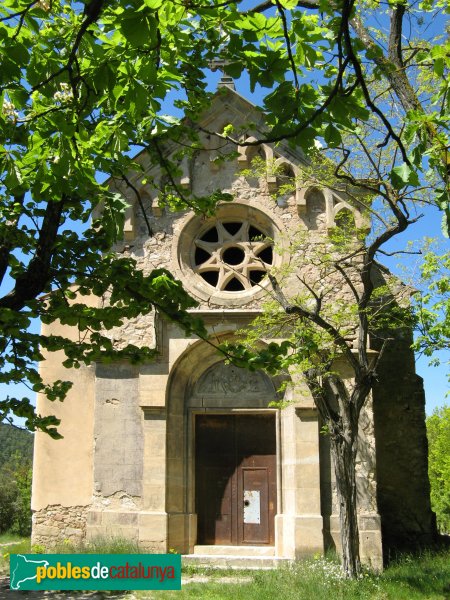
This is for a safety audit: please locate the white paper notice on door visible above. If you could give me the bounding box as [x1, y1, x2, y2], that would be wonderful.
[243, 490, 261, 524]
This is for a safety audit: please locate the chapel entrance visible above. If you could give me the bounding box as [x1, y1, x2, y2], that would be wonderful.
[195, 413, 276, 546]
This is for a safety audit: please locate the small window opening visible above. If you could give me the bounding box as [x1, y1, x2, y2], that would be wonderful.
[248, 225, 264, 241]
[335, 209, 356, 232]
[224, 277, 245, 291]
[223, 222, 242, 236]
[195, 247, 211, 266]
[256, 246, 273, 265]
[222, 246, 245, 265]
[249, 270, 265, 285]
[200, 226, 219, 242]
[200, 271, 219, 287]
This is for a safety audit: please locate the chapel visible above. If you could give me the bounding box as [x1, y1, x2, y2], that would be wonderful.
[31, 82, 435, 568]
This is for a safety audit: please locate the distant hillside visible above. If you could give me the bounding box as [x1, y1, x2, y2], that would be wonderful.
[0, 423, 33, 467]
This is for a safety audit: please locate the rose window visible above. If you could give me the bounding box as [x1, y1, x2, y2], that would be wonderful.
[193, 220, 273, 292]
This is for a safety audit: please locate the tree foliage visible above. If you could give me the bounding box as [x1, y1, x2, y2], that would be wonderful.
[0, 0, 447, 429]
[0, 449, 32, 536]
[0, 0, 448, 577]
[413, 248, 450, 374]
[0, 422, 33, 465]
[222, 148, 419, 575]
[0, 0, 221, 434]
[427, 405, 450, 533]
[0, 425, 33, 535]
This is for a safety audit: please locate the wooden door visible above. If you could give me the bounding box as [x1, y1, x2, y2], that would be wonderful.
[196, 414, 276, 545]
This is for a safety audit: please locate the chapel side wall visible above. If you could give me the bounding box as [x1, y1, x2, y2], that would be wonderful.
[372, 329, 436, 553]
[32, 307, 97, 547]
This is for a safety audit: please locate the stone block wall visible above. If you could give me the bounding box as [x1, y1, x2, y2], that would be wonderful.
[372, 331, 436, 553]
[32, 505, 89, 549]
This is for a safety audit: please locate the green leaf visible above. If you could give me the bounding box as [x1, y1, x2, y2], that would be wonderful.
[434, 57, 445, 77]
[143, 0, 163, 7]
[390, 163, 420, 189]
[323, 124, 342, 148]
[119, 14, 157, 47]
[278, 0, 299, 8]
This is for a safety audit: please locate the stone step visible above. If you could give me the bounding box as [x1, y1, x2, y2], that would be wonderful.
[193, 545, 275, 557]
[183, 554, 292, 570]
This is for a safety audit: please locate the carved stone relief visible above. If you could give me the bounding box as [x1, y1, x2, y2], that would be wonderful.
[193, 361, 274, 400]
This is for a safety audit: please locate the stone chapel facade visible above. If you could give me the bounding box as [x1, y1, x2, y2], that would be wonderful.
[31, 85, 435, 568]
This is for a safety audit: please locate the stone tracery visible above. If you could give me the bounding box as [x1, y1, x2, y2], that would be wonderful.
[193, 220, 273, 291]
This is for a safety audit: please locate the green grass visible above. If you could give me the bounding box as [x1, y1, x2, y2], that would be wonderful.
[0, 536, 30, 575]
[0, 538, 448, 599]
[137, 550, 450, 600]
[51, 535, 142, 555]
[0, 535, 141, 576]
[0, 532, 28, 544]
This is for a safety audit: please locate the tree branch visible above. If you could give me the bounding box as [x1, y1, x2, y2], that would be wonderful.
[334, 261, 361, 303]
[275, 0, 299, 90]
[32, 0, 108, 93]
[341, 0, 410, 165]
[198, 58, 350, 147]
[388, 3, 405, 68]
[350, 13, 422, 114]
[268, 273, 361, 374]
[121, 173, 153, 237]
[242, 0, 319, 14]
[0, 197, 65, 311]
[0, 193, 25, 285]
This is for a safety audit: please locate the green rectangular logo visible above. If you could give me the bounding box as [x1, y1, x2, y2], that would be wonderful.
[10, 554, 181, 591]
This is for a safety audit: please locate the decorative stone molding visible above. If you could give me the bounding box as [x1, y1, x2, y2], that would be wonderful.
[193, 361, 275, 400]
[296, 185, 369, 230]
[151, 196, 162, 216]
[294, 406, 318, 418]
[179, 155, 191, 189]
[237, 138, 274, 169]
[142, 407, 166, 419]
[123, 201, 136, 241]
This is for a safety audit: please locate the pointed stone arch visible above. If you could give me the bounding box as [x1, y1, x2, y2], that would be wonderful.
[329, 196, 367, 230]
[237, 137, 273, 168]
[270, 157, 302, 206]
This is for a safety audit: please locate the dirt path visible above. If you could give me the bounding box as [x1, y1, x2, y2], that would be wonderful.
[0, 577, 133, 599]
[0, 574, 252, 598]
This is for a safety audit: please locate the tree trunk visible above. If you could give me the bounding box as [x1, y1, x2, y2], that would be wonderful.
[329, 421, 361, 578]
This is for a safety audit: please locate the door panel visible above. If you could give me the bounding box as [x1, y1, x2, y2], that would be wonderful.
[240, 467, 270, 543]
[199, 466, 233, 544]
[196, 416, 235, 545]
[196, 414, 276, 545]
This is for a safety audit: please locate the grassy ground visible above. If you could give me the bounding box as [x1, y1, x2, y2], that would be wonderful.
[144, 550, 450, 600]
[0, 532, 29, 545]
[0, 539, 448, 599]
[0, 536, 140, 576]
[0, 535, 30, 575]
